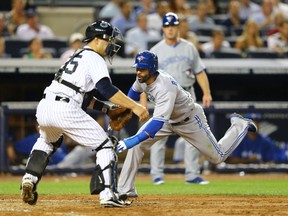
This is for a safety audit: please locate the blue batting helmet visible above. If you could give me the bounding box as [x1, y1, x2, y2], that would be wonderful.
[162, 12, 179, 27]
[132, 51, 158, 74]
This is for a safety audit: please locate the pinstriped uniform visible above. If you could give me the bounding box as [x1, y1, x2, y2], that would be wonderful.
[26, 46, 115, 200]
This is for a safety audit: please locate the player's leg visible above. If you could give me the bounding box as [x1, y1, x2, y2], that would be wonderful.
[176, 103, 256, 164]
[150, 137, 168, 185]
[60, 109, 128, 207]
[184, 142, 209, 184]
[118, 120, 171, 196]
[21, 128, 63, 205]
[173, 137, 185, 163]
[21, 100, 65, 205]
[118, 143, 144, 197]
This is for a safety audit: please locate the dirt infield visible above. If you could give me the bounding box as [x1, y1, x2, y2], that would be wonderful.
[1, 174, 288, 216]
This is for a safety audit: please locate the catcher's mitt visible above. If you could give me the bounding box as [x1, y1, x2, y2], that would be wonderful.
[108, 107, 132, 131]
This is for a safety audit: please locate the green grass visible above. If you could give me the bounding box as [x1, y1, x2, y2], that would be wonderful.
[1, 177, 288, 196]
[136, 179, 288, 196]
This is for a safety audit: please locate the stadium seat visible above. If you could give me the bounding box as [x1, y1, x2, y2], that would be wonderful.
[19, 47, 57, 58]
[212, 48, 242, 58]
[230, 26, 243, 36]
[196, 25, 230, 37]
[247, 48, 280, 59]
[197, 36, 211, 44]
[226, 36, 238, 47]
[211, 14, 227, 25]
[5, 38, 29, 58]
[42, 38, 68, 58]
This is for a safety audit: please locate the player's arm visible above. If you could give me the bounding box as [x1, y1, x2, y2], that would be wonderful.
[196, 70, 212, 108]
[117, 119, 164, 153]
[88, 98, 117, 114]
[117, 87, 175, 153]
[91, 77, 149, 121]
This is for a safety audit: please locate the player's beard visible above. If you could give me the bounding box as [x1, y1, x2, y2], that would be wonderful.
[138, 74, 151, 83]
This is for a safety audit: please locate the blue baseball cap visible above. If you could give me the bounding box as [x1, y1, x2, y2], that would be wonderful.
[132, 50, 158, 74]
[162, 12, 179, 27]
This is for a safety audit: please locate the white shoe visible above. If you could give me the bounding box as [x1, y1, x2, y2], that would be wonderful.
[100, 197, 131, 208]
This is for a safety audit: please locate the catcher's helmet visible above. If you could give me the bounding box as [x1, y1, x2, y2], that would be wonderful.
[162, 12, 179, 27]
[83, 20, 123, 63]
[83, 20, 122, 43]
[132, 51, 158, 75]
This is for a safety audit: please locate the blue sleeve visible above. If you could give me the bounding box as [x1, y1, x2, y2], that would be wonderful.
[123, 119, 164, 149]
[96, 77, 119, 99]
[128, 87, 141, 101]
[123, 131, 149, 149]
[143, 119, 164, 138]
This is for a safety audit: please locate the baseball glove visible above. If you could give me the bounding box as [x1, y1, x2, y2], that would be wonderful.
[108, 107, 133, 131]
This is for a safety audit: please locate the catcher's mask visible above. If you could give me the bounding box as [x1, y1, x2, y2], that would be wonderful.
[132, 50, 158, 75]
[162, 12, 179, 27]
[83, 20, 123, 64]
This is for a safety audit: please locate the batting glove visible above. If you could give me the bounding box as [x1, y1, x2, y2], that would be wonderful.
[117, 140, 127, 153]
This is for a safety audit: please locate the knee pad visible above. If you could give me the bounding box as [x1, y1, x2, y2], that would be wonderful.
[90, 137, 118, 194]
[90, 163, 111, 194]
[26, 150, 50, 179]
[90, 158, 118, 194]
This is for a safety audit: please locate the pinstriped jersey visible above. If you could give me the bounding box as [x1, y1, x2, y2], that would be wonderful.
[150, 38, 206, 99]
[131, 70, 194, 123]
[44, 46, 111, 106]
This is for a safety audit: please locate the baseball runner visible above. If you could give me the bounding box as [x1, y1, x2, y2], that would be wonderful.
[117, 50, 257, 197]
[20, 20, 149, 208]
[148, 12, 212, 184]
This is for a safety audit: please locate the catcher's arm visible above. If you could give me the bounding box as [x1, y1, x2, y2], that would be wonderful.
[88, 98, 116, 114]
[92, 77, 149, 121]
[89, 98, 133, 131]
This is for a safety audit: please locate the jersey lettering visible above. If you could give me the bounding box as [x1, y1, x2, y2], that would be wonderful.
[65, 54, 83, 74]
[147, 94, 155, 103]
[170, 77, 178, 86]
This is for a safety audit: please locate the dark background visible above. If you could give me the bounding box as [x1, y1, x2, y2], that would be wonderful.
[1, 72, 288, 102]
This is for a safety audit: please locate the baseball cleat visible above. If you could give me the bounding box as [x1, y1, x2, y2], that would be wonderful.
[230, 113, 258, 133]
[153, 178, 165, 185]
[186, 177, 209, 185]
[21, 177, 38, 205]
[119, 192, 138, 200]
[100, 198, 131, 208]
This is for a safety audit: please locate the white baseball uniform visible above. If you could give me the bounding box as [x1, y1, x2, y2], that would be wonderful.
[23, 46, 116, 201]
[149, 38, 206, 182]
[118, 71, 251, 195]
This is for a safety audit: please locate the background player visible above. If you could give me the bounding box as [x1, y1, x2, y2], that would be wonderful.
[149, 12, 212, 184]
[20, 20, 149, 208]
[117, 50, 257, 197]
